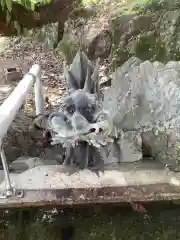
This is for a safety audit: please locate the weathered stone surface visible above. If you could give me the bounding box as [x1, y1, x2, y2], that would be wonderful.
[118, 132, 142, 163]
[9, 157, 59, 173]
[60, 1, 180, 66]
[141, 130, 180, 171]
[87, 29, 112, 59]
[59, 14, 111, 61]
[9, 157, 44, 173]
[5, 68, 21, 83]
[98, 57, 180, 171]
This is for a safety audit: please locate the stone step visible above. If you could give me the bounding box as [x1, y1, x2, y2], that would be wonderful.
[9, 157, 59, 173]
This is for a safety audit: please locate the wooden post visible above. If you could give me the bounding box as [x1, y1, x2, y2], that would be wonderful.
[0, 64, 41, 140]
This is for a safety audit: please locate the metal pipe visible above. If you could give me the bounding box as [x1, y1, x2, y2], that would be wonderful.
[0, 144, 13, 197]
[34, 72, 44, 116]
[0, 65, 41, 198]
[0, 64, 41, 140]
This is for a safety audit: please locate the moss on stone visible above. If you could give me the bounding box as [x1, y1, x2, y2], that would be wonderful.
[135, 35, 167, 62]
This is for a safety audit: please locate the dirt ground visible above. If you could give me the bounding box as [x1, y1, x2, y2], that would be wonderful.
[0, 37, 66, 105]
[0, 36, 67, 165]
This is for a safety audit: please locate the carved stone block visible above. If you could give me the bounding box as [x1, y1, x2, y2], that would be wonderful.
[5, 68, 21, 83]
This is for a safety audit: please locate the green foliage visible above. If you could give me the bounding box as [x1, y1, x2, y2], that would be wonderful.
[0, 0, 52, 23]
[16, 0, 52, 10]
[1, 0, 52, 11]
[135, 35, 166, 62]
[138, 0, 180, 13]
[82, 0, 99, 7]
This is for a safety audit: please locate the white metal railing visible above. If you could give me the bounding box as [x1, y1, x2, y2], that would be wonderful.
[0, 64, 44, 198]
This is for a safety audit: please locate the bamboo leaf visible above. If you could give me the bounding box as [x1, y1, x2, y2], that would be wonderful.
[1, 0, 53, 11]
[30, 1, 36, 11]
[6, 10, 11, 23]
[0, 0, 5, 11]
[5, 0, 12, 12]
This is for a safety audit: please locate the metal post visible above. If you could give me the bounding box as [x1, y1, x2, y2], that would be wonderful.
[0, 143, 13, 197]
[0, 65, 41, 198]
[34, 71, 45, 116]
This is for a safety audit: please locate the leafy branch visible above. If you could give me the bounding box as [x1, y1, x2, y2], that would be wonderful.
[0, 0, 52, 23]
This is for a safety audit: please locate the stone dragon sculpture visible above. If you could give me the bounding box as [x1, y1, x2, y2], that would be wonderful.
[34, 51, 180, 171]
[34, 51, 106, 169]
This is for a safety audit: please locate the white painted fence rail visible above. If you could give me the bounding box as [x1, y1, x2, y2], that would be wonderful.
[0, 64, 42, 140]
[0, 64, 44, 198]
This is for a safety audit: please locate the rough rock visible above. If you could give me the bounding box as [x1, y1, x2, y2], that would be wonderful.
[9, 156, 59, 173]
[58, 14, 112, 62]
[103, 132, 142, 164]
[139, 59, 180, 170]
[110, 3, 180, 66]
[141, 130, 180, 171]
[60, 1, 180, 67]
